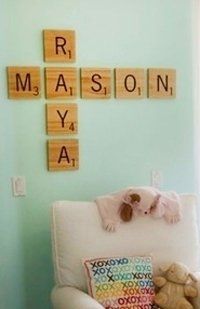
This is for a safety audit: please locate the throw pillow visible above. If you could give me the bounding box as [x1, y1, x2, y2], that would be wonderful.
[83, 255, 156, 309]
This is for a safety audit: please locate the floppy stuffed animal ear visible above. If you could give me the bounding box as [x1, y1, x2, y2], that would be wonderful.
[119, 203, 133, 222]
[130, 193, 141, 204]
[119, 193, 141, 222]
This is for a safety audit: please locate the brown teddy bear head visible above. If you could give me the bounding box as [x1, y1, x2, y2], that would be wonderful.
[161, 262, 197, 284]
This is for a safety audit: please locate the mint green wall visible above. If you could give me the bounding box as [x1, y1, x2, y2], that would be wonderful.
[0, 0, 197, 308]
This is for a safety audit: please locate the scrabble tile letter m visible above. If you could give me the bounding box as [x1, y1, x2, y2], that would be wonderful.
[7, 66, 41, 99]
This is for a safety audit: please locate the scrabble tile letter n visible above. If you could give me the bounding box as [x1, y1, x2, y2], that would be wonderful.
[7, 67, 41, 99]
[48, 139, 79, 171]
[148, 68, 176, 99]
[43, 30, 76, 62]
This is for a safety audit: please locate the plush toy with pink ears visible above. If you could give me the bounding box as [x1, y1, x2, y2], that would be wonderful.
[96, 186, 182, 232]
[119, 187, 182, 224]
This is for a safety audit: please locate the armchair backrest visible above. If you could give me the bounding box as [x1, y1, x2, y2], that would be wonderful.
[51, 194, 200, 292]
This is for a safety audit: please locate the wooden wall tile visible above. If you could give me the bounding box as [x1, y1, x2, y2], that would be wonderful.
[43, 29, 76, 62]
[81, 68, 111, 99]
[7, 66, 41, 99]
[115, 68, 145, 99]
[46, 103, 78, 135]
[45, 67, 77, 99]
[148, 68, 176, 98]
[47, 139, 79, 171]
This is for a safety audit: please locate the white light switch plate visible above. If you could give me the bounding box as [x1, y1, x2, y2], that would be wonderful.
[151, 170, 163, 189]
[11, 176, 26, 197]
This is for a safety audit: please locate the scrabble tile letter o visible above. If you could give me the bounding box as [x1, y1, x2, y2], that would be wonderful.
[115, 68, 145, 99]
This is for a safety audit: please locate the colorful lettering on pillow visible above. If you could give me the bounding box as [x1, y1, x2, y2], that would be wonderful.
[84, 256, 156, 309]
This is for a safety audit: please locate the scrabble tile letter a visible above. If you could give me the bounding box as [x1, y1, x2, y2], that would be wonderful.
[48, 139, 79, 171]
[43, 30, 76, 62]
[148, 68, 176, 99]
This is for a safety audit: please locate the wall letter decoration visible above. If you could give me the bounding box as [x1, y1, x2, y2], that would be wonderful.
[46, 103, 78, 135]
[45, 67, 77, 99]
[6, 29, 178, 172]
[81, 68, 111, 99]
[7, 66, 41, 99]
[43, 29, 76, 62]
[115, 68, 145, 99]
[148, 68, 176, 99]
[47, 139, 79, 171]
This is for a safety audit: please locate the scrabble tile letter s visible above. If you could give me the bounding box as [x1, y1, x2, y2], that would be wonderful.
[81, 68, 111, 99]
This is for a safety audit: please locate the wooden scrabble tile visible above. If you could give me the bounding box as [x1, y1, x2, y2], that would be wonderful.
[81, 68, 111, 99]
[7, 66, 41, 99]
[47, 139, 79, 171]
[148, 68, 176, 98]
[46, 103, 78, 135]
[115, 68, 145, 99]
[43, 29, 76, 62]
[45, 67, 77, 99]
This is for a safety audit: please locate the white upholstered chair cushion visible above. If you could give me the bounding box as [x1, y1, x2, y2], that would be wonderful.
[51, 194, 200, 292]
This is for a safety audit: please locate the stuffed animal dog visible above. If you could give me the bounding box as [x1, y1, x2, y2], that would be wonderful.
[119, 187, 182, 224]
[96, 186, 182, 232]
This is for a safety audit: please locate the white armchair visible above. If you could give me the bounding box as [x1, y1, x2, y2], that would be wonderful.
[51, 195, 200, 308]
[51, 286, 104, 309]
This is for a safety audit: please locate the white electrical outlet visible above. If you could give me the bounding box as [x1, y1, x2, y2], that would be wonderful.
[11, 176, 26, 197]
[151, 170, 163, 189]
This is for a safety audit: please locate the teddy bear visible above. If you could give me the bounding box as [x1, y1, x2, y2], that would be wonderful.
[153, 262, 198, 309]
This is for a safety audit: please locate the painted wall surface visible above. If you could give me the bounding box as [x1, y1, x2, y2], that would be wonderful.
[0, 0, 197, 308]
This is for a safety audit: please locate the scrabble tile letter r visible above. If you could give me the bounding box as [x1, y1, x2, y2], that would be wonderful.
[43, 30, 76, 62]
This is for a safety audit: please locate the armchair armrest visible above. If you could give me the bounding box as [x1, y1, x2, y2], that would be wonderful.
[191, 272, 200, 309]
[51, 286, 104, 309]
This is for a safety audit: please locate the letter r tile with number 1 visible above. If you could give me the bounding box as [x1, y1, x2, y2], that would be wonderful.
[46, 103, 78, 135]
[43, 29, 76, 62]
[81, 68, 111, 99]
[7, 66, 41, 99]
